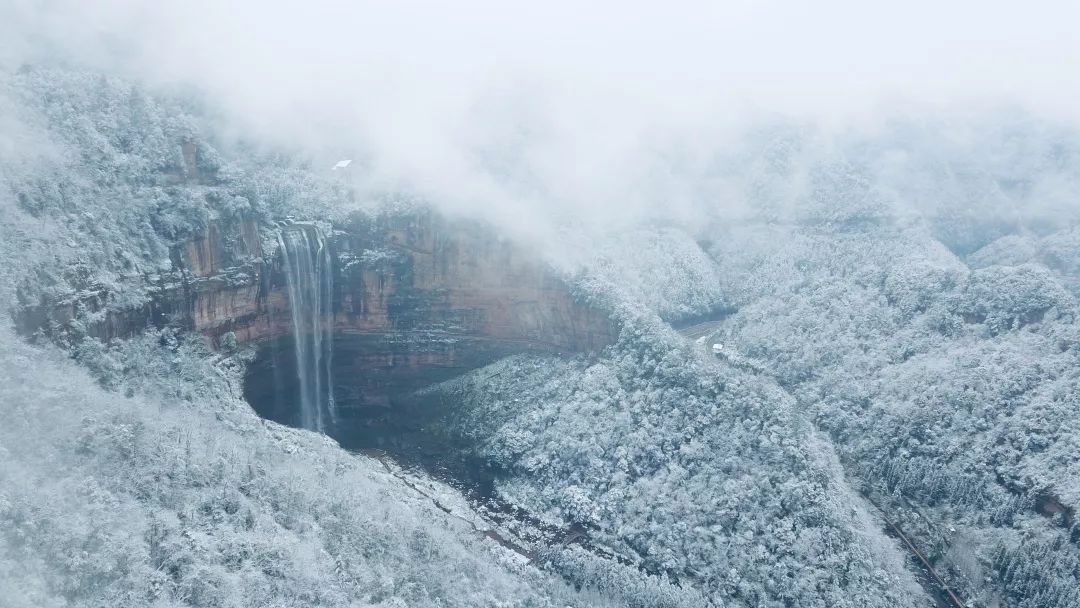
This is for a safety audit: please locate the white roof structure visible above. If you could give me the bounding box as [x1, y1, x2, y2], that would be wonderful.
[711, 343, 724, 354]
[332, 159, 353, 170]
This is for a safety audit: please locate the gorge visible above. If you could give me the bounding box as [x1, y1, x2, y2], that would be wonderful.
[7, 53, 1080, 608]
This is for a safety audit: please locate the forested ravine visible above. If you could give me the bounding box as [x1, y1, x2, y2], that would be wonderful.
[676, 323, 965, 608]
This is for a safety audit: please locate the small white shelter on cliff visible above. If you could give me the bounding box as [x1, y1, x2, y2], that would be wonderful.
[332, 159, 353, 170]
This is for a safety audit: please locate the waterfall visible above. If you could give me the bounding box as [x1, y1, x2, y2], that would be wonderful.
[277, 224, 335, 433]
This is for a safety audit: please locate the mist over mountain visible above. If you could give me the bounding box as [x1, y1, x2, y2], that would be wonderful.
[2, 3, 1079, 608]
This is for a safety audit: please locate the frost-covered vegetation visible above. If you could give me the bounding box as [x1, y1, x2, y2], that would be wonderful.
[4, 58, 1080, 608]
[0, 326, 611, 607]
[1, 67, 356, 315]
[709, 222, 1080, 608]
[437, 323, 921, 607]
[572, 228, 728, 322]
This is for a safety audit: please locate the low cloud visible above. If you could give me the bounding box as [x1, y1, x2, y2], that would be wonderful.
[4, 0, 1079, 239]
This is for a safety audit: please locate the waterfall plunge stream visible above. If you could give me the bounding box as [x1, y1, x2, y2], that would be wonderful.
[277, 225, 335, 432]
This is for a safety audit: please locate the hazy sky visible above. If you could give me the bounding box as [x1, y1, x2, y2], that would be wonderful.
[10, 1, 1077, 110]
[4, 1, 1079, 235]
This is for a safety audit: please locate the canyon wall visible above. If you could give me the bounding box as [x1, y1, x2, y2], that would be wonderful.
[16, 210, 616, 435]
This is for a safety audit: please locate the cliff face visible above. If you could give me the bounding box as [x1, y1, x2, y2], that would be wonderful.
[179, 211, 614, 350]
[245, 211, 615, 436]
[17, 209, 616, 436]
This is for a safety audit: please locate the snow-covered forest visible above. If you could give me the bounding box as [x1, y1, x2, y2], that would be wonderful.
[3, 3, 1080, 607]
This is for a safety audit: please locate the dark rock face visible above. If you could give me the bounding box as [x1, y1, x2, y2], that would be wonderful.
[244, 211, 615, 440]
[17, 209, 615, 440]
